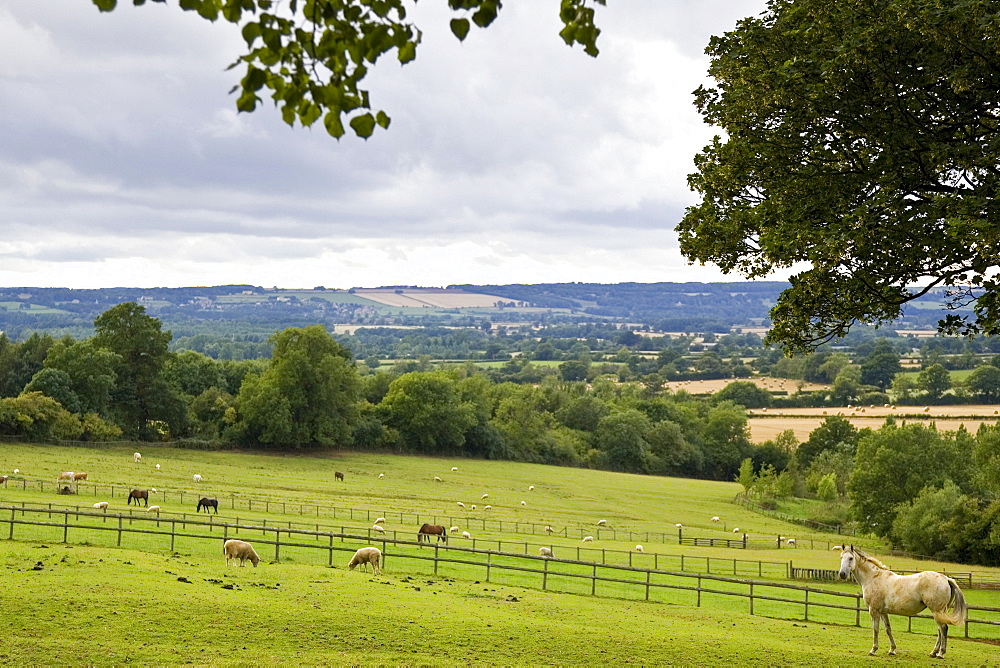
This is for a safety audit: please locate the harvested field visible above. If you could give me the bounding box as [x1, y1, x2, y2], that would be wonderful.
[747, 404, 1000, 443]
[666, 377, 829, 394]
[353, 289, 507, 308]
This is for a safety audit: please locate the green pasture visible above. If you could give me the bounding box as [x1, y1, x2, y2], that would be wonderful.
[0, 301, 68, 314]
[2, 443, 1000, 664]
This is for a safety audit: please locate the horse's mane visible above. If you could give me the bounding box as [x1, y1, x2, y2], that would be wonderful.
[853, 547, 890, 571]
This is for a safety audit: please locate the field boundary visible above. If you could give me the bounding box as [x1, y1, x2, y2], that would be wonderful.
[2, 504, 998, 643]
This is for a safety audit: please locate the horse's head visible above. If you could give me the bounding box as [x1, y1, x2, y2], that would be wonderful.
[838, 545, 856, 580]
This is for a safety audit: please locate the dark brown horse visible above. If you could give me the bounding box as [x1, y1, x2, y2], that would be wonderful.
[127, 489, 148, 507]
[197, 497, 219, 513]
[418, 523, 447, 543]
[335, 471, 345, 482]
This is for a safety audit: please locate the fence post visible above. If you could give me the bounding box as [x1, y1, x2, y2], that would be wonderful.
[542, 558, 548, 590]
[434, 544, 439, 575]
[117, 515, 123, 547]
[63, 511, 69, 543]
[486, 552, 491, 582]
[591, 564, 597, 596]
[275, 529, 280, 562]
[749, 582, 754, 615]
[804, 589, 809, 621]
[171, 519, 176, 552]
[697, 576, 701, 607]
[645, 570, 651, 601]
[328, 534, 334, 566]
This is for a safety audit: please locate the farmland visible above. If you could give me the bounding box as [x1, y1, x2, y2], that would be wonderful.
[2, 443, 999, 665]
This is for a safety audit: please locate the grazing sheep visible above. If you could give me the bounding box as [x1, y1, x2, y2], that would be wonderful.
[434, 476, 443, 482]
[155, 464, 160, 470]
[539, 547, 553, 558]
[57, 472, 75, 482]
[544, 526, 554, 534]
[675, 523, 683, 528]
[378, 473, 384, 479]
[733, 527, 740, 533]
[711, 516, 721, 523]
[462, 531, 472, 539]
[597, 519, 607, 526]
[72, 472, 88, 481]
[13, 469, 18, 474]
[456, 501, 465, 508]
[450, 526, 460, 532]
[374, 517, 386, 525]
[193, 474, 202, 483]
[147, 505, 160, 513]
[484, 505, 492, 510]
[348, 546, 382, 575]
[133, 452, 142, 463]
[582, 536, 594, 543]
[923, 406, 930, 412]
[482, 493, 489, 499]
[786, 538, 796, 545]
[520, 501, 526, 506]
[636, 545, 644, 553]
[224, 539, 260, 567]
[528, 485, 535, 491]
[832, 545, 844, 550]
[471, 504, 477, 510]
[451, 467, 458, 472]
[93, 501, 109, 511]
[371, 525, 386, 533]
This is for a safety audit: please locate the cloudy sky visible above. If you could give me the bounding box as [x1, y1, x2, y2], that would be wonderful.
[1, 1, 769, 290]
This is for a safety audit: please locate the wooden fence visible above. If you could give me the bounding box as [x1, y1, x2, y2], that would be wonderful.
[1, 504, 998, 643]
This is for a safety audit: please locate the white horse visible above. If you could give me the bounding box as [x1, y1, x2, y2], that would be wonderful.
[838, 546, 967, 658]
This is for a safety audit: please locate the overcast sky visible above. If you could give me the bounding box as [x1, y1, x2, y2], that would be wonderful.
[1, 1, 769, 290]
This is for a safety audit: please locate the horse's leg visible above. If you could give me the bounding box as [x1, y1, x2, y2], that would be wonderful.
[932, 621, 948, 658]
[869, 612, 880, 656]
[882, 614, 896, 656]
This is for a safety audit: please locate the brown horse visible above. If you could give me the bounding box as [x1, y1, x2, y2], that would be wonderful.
[197, 497, 219, 513]
[418, 524, 447, 543]
[127, 489, 148, 507]
[335, 471, 345, 482]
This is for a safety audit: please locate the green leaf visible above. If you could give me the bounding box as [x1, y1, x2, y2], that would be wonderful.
[241, 22, 261, 47]
[236, 89, 258, 112]
[323, 111, 346, 139]
[398, 41, 417, 64]
[93, 0, 118, 10]
[349, 112, 376, 139]
[450, 18, 470, 41]
[375, 111, 391, 129]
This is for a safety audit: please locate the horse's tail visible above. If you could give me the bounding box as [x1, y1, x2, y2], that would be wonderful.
[940, 578, 969, 626]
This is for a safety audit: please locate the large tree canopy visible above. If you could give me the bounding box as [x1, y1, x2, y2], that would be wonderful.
[678, 0, 1000, 352]
[93, 0, 605, 138]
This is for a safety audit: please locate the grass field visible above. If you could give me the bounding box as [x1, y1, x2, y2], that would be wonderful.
[2, 443, 999, 665]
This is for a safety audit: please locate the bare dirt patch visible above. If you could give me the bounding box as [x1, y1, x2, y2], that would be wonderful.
[353, 289, 506, 308]
[666, 377, 829, 394]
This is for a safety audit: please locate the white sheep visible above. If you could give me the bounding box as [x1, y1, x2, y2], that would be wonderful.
[155, 464, 161, 470]
[675, 523, 683, 528]
[348, 546, 382, 575]
[224, 539, 260, 567]
[93, 501, 109, 511]
[635, 545, 644, 553]
[544, 526, 554, 534]
[456, 501, 465, 508]
[434, 476, 443, 482]
[597, 519, 607, 526]
[378, 473, 384, 479]
[520, 501, 526, 506]
[481, 493, 489, 499]
[528, 485, 534, 491]
[451, 467, 458, 472]
[13, 469, 18, 474]
[471, 504, 477, 510]
[539, 547, 553, 558]
[582, 536, 594, 543]
[374, 517, 386, 525]
[193, 474, 202, 483]
[484, 505, 492, 510]
[733, 528, 741, 533]
[147, 505, 160, 513]
[150, 488, 156, 494]
[462, 531, 472, 539]
[133, 452, 142, 463]
[371, 525, 386, 533]
[711, 516, 721, 523]
[786, 538, 796, 545]
[450, 526, 460, 532]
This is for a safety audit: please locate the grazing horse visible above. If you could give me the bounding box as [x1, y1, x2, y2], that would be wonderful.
[127, 489, 148, 507]
[335, 471, 345, 482]
[197, 497, 219, 514]
[838, 545, 967, 658]
[417, 523, 447, 543]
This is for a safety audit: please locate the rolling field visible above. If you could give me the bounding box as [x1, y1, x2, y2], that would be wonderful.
[2, 444, 999, 665]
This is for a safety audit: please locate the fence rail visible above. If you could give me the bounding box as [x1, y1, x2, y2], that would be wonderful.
[1, 504, 998, 643]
